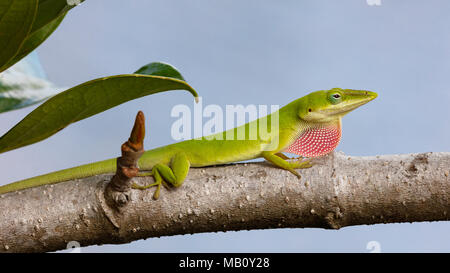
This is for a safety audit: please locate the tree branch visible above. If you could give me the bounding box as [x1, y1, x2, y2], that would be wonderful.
[0, 151, 449, 252]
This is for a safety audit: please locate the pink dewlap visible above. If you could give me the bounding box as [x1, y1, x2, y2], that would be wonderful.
[284, 123, 341, 158]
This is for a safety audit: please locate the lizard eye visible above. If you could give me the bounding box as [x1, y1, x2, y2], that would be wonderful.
[329, 93, 342, 104]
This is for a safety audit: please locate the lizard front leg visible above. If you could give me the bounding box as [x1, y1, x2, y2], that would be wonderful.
[262, 151, 312, 178]
[132, 152, 190, 199]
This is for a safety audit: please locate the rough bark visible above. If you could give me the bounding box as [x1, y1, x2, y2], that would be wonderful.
[0, 151, 449, 253]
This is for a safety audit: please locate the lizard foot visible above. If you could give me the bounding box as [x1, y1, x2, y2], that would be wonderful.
[132, 171, 167, 200]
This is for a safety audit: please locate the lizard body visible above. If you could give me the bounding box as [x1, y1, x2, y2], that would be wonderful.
[0, 88, 377, 197]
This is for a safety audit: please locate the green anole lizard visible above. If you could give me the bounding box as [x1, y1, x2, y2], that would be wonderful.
[0, 88, 377, 198]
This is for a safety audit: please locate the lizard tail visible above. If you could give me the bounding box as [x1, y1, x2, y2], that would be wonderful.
[0, 158, 117, 195]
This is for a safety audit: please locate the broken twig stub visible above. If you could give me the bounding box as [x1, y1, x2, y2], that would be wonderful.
[103, 111, 146, 223]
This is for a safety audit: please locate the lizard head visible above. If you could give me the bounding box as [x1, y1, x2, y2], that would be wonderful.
[298, 88, 377, 123]
[283, 88, 377, 157]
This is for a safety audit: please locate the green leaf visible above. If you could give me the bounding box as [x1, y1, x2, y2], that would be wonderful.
[0, 62, 198, 154]
[135, 62, 186, 81]
[31, 0, 81, 34]
[0, 0, 83, 72]
[3, 12, 66, 70]
[0, 0, 38, 72]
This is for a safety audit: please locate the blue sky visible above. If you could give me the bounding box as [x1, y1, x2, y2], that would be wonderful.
[0, 0, 449, 252]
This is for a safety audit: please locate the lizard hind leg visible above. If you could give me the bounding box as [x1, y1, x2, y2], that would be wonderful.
[132, 152, 190, 199]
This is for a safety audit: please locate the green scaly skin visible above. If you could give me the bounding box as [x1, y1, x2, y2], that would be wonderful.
[0, 88, 377, 198]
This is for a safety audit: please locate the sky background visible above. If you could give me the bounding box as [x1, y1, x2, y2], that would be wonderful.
[1, 0, 450, 252]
